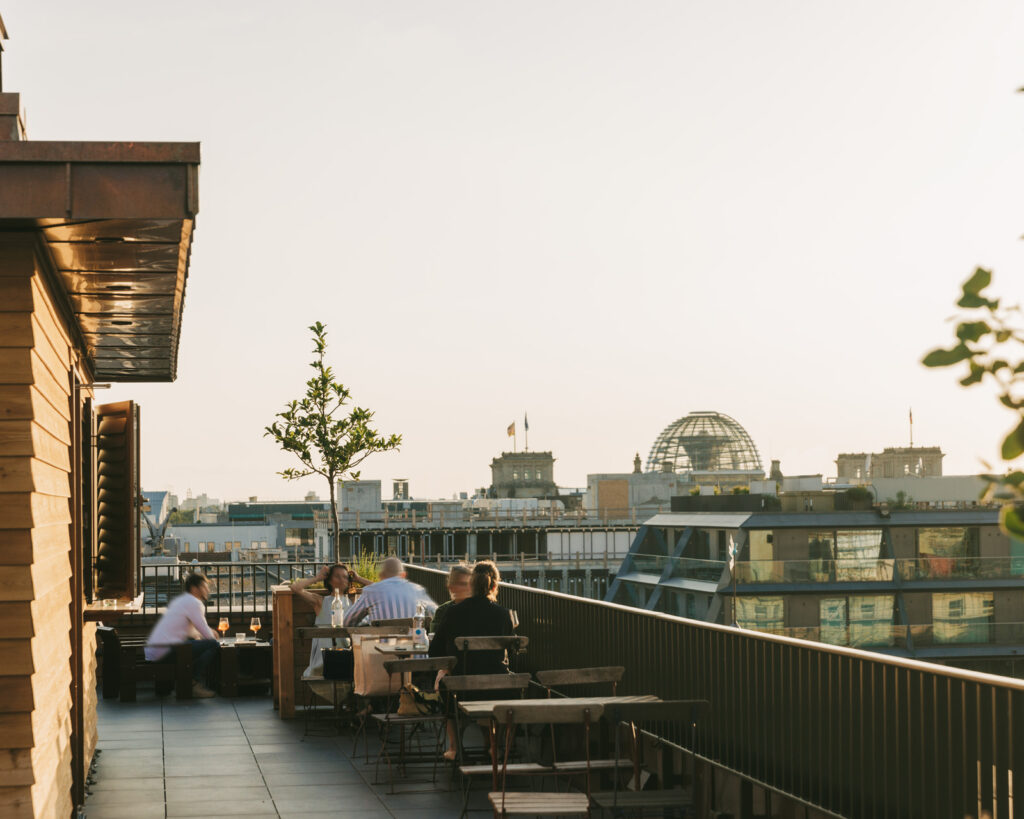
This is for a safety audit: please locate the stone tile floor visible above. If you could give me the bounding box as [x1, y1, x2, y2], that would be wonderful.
[87, 695, 491, 818]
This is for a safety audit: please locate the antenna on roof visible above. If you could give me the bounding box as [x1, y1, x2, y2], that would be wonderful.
[0, 14, 8, 92]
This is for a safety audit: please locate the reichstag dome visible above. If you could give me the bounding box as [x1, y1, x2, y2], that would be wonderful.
[645, 411, 763, 476]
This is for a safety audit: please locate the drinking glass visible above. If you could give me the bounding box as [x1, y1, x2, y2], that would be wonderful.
[250, 617, 261, 639]
[217, 617, 230, 639]
[509, 610, 519, 629]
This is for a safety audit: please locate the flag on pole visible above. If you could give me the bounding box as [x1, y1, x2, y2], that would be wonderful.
[909, 408, 913, 424]
[507, 422, 515, 437]
[524, 413, 529, 432]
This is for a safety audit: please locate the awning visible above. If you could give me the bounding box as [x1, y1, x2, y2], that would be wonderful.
[0, 140, 199, 382]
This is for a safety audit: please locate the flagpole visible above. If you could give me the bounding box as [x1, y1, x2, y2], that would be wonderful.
[909, 408, 913, 448]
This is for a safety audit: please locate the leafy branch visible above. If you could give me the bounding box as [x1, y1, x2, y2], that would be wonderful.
[265, 322, 401, 561]
[922, 269, 1024, 534]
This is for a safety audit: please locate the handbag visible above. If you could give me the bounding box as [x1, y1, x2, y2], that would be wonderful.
[397, 683, 441, 716]
[321, 647, 354, 681]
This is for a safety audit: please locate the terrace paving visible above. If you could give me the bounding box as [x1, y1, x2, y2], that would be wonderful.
[87, 695, 488, 818]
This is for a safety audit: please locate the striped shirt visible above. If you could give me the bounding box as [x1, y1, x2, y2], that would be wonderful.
[343, 577, 437, 626]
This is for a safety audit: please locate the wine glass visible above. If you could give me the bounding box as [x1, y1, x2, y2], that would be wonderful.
[217, 617, 230, 640]
[509, 610, 519, 630]
[250, 617, 261, 639]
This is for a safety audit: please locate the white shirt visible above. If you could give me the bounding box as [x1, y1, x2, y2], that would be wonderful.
[145, 592, 217, 661]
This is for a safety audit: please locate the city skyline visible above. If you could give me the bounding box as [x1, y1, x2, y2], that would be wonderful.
[4, 1, 1021, 500]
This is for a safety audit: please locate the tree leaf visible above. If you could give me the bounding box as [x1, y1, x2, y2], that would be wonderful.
[922, 345, 972, 367]
[1001, 418, 1024, 461]
[962, 267, 992, 296]
[956, 321, 990, 342]
[957, 293, 988, 309]
[1000, 504, 1024, 539]
[959, 363, 984, 386]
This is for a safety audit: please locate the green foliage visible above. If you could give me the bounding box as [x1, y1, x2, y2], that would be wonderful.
[886, 490, 914, 511]
[923, 269, 1024, 537]
[731, 485, 750, 495]
[352, 549, 381, 586]
[265, 322, 401, 560]
[689, 487, 700, 496]
[167, 508, 195, 525]
[845, 486, 873, 503]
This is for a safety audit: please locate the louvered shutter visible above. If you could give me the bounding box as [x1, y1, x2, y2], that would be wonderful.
[94, 401, 140, 599]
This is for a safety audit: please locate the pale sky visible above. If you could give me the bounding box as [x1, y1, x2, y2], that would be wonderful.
[5, 2, 1023, 502]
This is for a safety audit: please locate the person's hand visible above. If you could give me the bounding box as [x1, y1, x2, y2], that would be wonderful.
[434, 668, 449, 691]
[315, 565, 329, 582]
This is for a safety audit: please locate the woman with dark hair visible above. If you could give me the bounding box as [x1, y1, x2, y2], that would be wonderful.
[293, 563, 369, 678]
[429, 560, 515, 758]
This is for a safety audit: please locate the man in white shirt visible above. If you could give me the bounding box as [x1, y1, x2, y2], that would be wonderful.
[145, 573, 219, 697]
[344, 557, 436, 626]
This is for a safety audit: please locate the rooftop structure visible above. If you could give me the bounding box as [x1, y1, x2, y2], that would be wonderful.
[645, 410, 763, 479]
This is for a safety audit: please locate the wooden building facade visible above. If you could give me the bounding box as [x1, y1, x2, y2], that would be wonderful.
[0, 54, 200, 816]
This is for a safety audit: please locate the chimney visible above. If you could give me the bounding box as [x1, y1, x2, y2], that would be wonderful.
[0, 15, 27, 140]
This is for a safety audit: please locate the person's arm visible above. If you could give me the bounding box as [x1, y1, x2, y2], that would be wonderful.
[186, 597, 218, 641]
[349, 569, 373, 588]
[291, 566, 328, 613]
[416, 586, 438, 616]
[343, 586, 373, 626]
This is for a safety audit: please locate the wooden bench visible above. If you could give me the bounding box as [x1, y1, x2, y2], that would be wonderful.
[118, 641, 193, 702]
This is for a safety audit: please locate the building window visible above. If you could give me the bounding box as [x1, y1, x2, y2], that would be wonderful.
[513, 472, 518, 481]
[251, 540, 259, 549]
[933, 592, 993, 644]
[735, 596, 784, 634]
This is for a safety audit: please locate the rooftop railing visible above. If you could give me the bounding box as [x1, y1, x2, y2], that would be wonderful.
[406, 563, 1024, 818]
[734, 556, 1024, 585]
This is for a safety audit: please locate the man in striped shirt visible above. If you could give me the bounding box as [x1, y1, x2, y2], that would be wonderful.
[344, 556, 437, 626]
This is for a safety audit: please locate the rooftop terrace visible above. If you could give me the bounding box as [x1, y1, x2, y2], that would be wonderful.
[87, 697, 477, 818]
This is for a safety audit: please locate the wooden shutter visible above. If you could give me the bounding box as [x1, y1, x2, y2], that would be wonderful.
[94, 401, 140, 599]
[82, 398, 97, 602]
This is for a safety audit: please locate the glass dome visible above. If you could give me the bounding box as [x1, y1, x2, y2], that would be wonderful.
[646, 411, 763, 474]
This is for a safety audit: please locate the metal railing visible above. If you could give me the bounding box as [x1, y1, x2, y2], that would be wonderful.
[138, 562, 320, 615]
[734, 555, 1024, 585]
[406, 564, 1024, 818]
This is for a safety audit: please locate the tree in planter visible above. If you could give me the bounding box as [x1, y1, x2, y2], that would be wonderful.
[922, 268, 1024, 536]
[265, 322, 401, 563]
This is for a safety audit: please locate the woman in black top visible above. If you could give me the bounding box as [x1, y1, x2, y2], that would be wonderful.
[430, 560, 515, 760]
[430, 560, 514, 676]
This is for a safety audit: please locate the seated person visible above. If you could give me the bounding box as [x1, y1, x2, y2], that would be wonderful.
[429, 560, 514, 676]
[145, 573, 219, 698]
[431, 564, 473, 635]
[344, 556, 436, 626]
[290, 563, 362, 679]
[429, 560, 515, 759]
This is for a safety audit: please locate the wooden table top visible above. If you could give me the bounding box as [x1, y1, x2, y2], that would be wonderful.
[458, 694, 660, 719]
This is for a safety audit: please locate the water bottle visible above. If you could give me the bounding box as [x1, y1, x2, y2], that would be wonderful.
[412, 601, 427, 650]
[331, 589, 344, 627]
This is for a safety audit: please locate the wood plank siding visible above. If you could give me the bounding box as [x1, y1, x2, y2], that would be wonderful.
[0, 233, 97, 818]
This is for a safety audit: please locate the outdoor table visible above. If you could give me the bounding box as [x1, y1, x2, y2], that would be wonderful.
[457, 694, 661, 721]
[218, 638, 272, 696]
[459, 694, 663, 789]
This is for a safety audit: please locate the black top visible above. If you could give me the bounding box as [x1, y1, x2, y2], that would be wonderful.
[429, 595, 514, 676]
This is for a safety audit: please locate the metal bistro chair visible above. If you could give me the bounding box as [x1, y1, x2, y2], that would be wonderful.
[372, 655, 456, 793]
[441, 672, 533, 817]
[454, 635, 530, 676]
[592, 699, 710, 818]
[490, 701, 604, 818]
[534, 667, 631, 781]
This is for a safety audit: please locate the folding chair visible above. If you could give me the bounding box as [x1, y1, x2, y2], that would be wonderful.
[490, 702, 604, 817]
[592, 699, 710, 817]
[534, 667, 630, 778]
[371, 655, 456, 793]
[535, 666, 625, 698]
[440, 672, 533, 817]
[454, 635, 529, 675]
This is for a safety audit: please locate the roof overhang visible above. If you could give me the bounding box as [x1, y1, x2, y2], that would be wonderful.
[0, 140, 199, 382]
